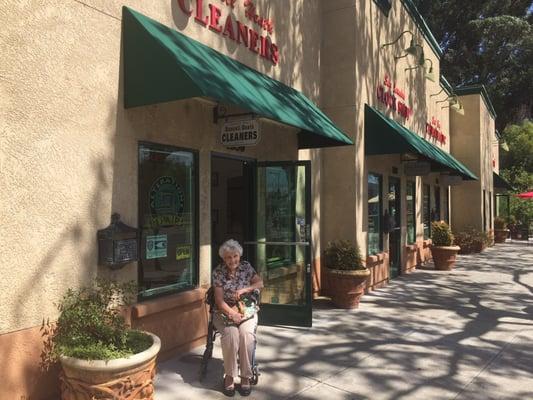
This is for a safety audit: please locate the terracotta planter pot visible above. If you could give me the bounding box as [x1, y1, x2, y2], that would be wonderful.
[327, 269, 370, 309]
[494, 229, 509, 243]
[59, 333, 161, 400]
[431, 245, 460, 271]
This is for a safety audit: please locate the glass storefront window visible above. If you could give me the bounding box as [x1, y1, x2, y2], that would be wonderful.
[489, 191, 493, 229]
[445, 187, 450, 224]
[138, 142, 198, 299]
[434, 186, 441, 221]
[406, 181, 416, 244]
[483, 189, 487, 232]
[368, 173, 382, 255]
[423, 184, 430, 239]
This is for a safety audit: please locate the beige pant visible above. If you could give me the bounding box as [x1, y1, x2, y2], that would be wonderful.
[213, 313, 258, 379]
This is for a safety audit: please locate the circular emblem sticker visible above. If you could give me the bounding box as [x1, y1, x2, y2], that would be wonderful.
[149, 176, 185, 216]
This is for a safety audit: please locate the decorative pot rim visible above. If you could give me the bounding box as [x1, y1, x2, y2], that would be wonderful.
[327, 268, 370, 276]
[59, 332, 161, 372]
[431, 245, 461, 251]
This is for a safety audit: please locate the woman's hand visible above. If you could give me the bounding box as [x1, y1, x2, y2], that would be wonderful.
[234, 288, 249, 301]
[230, 311, 243, 324]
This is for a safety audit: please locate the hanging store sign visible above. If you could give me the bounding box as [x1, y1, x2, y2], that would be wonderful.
[425, 116, 447, 145]
[177, 0, 279, 65]
[376, 75, 413, 120]
[221, 119, 261, 147]
[404, 161, 431, 176]
[440, 175, 463, 186]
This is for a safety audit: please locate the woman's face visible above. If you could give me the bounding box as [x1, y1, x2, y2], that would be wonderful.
[223, 251, 241, 271]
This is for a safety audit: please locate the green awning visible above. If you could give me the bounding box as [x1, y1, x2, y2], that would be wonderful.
[364, 105, 477, 180]
[493, 172, 514, 191]
[122, 7, 353, 149]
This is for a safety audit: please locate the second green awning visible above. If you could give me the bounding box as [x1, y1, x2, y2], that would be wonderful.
[122, 7, 353, 149]
[493, 172, 514, 191]
[364, 105, 477, 180]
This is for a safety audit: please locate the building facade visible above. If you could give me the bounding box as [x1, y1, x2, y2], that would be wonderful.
[1, 1, 496, 399]
[450, 86, 498, 233]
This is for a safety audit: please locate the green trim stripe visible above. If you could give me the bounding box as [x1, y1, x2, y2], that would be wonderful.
[400, 0, 444, 58]
[493, 172, 514, 191]
[440, 76, 453, 96]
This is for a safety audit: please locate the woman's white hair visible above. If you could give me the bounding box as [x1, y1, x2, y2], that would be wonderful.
[219, 239, 243, 258]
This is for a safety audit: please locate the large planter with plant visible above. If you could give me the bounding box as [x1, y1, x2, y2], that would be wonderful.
[494, 217, 509, 243]
[324, 240, 370, 309]
[42, 280, 160, 400]
[430, 221, 460, 271]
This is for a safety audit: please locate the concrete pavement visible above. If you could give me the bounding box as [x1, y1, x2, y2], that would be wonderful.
[155, 242, 533, 399]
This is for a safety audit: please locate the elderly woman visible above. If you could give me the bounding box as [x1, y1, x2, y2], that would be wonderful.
[213, 239, 263, 397]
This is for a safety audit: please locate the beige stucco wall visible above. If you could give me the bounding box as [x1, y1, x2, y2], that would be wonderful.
[450, 93, 495, 232]
[321, 0, 450, 261]
[0, 0, 321, 335]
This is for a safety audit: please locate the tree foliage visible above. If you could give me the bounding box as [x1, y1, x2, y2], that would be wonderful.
[413, 1, 533, 131]
[500, 120, 533, 225]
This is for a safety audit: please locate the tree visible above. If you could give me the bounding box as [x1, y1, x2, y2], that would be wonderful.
[500, 120, 533, 225]
[413, 1, 533, 131]
[500, 119, 533, 172]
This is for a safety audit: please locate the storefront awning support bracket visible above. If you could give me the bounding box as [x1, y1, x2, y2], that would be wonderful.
[213, 104, 256, 124]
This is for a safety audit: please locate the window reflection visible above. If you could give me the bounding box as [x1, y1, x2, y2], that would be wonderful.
[368, 173, 382, 254]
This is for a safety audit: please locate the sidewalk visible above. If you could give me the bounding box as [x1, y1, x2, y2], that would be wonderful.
[155, 243, 533, 400]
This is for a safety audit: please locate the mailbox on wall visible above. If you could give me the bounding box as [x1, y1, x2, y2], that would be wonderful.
[97, 213, 138, 269]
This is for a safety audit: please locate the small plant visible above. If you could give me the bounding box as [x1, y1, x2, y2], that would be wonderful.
[475, 229, 491, 249]
[454, 231, 474, 254]
[324, 240, 366, 271]
[431, 221, 454, 246]
[494, 217, 507, 230]
[454, 227, 490, 253]
[41, 279, 152, 369]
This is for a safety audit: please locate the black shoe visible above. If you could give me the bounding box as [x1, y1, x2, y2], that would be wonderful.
[239, 384, 252, 397]
[222, 383, 235, 397]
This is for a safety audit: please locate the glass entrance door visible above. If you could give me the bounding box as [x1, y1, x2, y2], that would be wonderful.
[244, 161, 312, 327]
[388, 177, 401, 278]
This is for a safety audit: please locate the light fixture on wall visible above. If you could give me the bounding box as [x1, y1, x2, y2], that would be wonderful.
[430, 87, 446, 97]
[436, 95, 457, 105]
[451, 101, 465, 115]
[500, 140, 510, 151]
[437, 94, 465, 115]
[382, 30, 424, 64]
[395, 43, 425, 65]
[381, 30, 415, 50]
[422, 59, 436, 82]
[405, 58, 436, 82]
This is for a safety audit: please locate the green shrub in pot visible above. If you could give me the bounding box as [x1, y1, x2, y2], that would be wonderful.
[324, 240, 369, 308]
[41, 279, 152, 364]
[430, 221, 460, 270]
[324, 240, 366, 271]
[41, 279, 160, 399]
[431, 221, 454, 246]
[494, 217, 507, 230]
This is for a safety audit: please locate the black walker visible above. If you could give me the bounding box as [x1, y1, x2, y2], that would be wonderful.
[199, 287, 260, 384]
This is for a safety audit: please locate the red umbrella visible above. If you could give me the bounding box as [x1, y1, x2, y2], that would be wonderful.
[516, 191, 533, 199]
